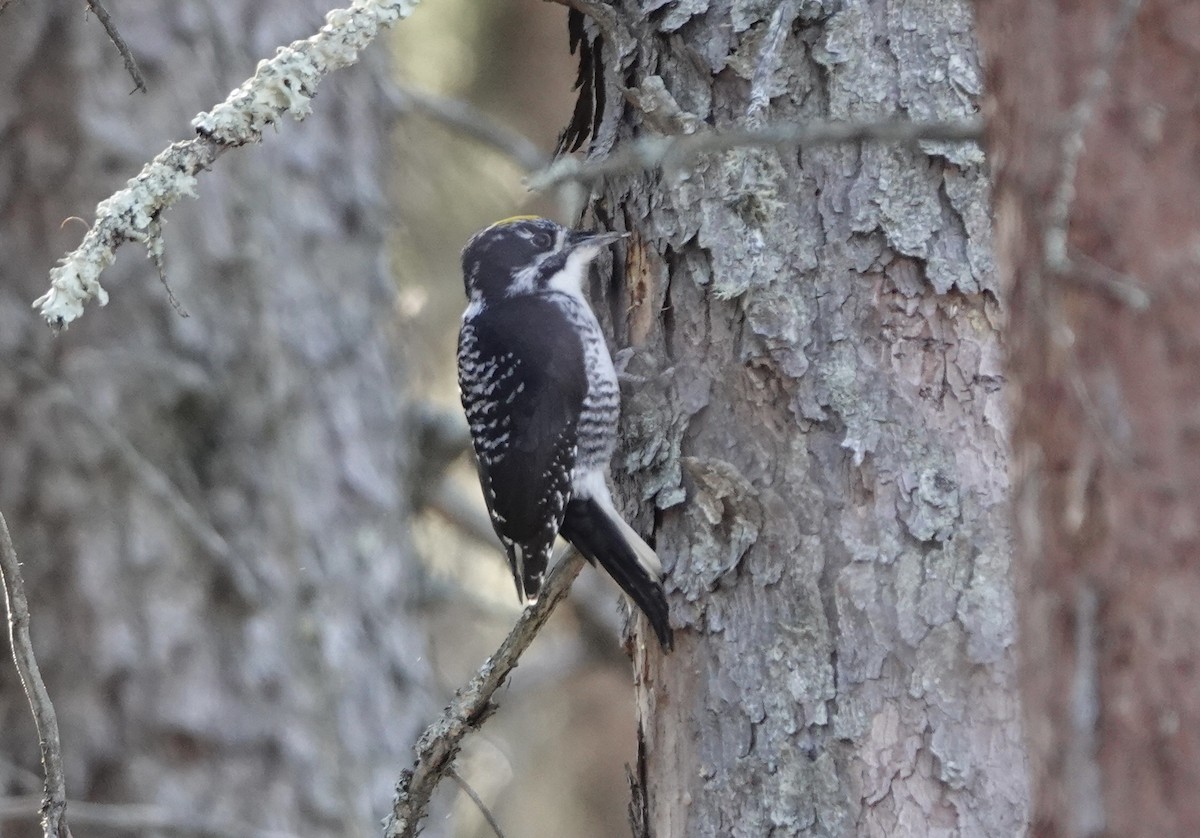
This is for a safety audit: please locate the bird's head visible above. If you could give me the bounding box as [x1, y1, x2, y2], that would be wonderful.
[461, 216, 626, 304]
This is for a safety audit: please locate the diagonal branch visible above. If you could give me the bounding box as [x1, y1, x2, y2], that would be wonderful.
[84, 0, 148, 93]
[447, 768, 507, 838]
[384, 549, 586, 838]
[0, 511, 71, 838]
[386, 85, 549, 172]
[34, 0, 421, 330]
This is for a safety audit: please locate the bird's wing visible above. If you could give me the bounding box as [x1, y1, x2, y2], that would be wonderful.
[458, 296, 586, 598]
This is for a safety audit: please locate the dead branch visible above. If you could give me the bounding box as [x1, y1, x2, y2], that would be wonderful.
[34, 0, 421, 330]
[447, 768, 507, 838]
[0, 512, 71, 838]
[384, 549, 586, 838]
[527, 117, 984, 190]
[386, 85, 548, 172]
[84, 0, 148, 93]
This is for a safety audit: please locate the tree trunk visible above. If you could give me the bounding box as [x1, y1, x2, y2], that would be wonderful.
[576, 1, 1028, 834]
[0, 4, 427, 835]
[978, 1, 1200, 835]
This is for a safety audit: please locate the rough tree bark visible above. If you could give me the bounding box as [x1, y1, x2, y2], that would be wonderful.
[979, 2, 1200, 835]
[570, 0, 1028, 834]
[0, 4, 428, 836]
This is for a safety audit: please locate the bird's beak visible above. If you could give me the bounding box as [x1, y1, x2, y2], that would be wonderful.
[567, 229, 629, 251]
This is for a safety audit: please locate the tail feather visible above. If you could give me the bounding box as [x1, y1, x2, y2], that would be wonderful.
[560, 496, 674, 651]
[509, 542, 548, 604]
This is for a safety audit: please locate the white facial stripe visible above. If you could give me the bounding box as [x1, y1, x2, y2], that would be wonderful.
[546, 246, 598, 297]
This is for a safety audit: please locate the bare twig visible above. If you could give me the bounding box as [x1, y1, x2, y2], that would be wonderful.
[1043, 0, 1144, 272]
[527, 117, 984, 190]
[386, 86, 548, 172]
[84, 0, 148, 93]
[34, 0, 421, 329]
[384, 549, 587, 838]
[447, 768, 508, 838]
[1060, 246, 1150, 310]
[19, 366, 266, 603]
[0, 796, 299, 838]
[0, 512, 71, 838]
[147, 220, 189, 316]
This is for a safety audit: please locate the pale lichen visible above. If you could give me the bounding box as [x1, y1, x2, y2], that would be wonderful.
[35, 0, 420, 329]
[193, 0, 420, 142]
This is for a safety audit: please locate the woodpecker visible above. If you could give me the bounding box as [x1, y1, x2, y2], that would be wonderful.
[457, 216, 673, 651]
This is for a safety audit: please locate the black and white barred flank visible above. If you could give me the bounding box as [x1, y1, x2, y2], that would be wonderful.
[457, 216, 673, 651]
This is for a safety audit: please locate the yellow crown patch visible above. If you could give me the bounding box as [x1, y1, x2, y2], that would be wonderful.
[488, 215, 542, 229]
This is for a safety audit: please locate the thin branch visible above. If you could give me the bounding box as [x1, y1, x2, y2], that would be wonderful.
[20, 366, 266, 603]
[0, 796, 299, 838]
[386, 86, 548, 172]
[527, 117, 984, 190]
[384, 549, 587, 838]
[84, 0, 148, 93]
[0, 512, 71, 838]
[447, 768, 508, 838]
[34, 0, 420, 330]
[1060, 246, 1150, 310]
[147, 220, 189, 317]
[1043, 0, 1144, 272]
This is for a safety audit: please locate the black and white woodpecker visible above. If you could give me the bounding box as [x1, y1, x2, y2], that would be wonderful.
[457, 216, 673, 651]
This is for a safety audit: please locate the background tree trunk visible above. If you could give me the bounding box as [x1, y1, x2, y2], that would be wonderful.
[0, 3, 428, 835]
[979, 1, 1200, 835]
[577, 1, 1028, 834]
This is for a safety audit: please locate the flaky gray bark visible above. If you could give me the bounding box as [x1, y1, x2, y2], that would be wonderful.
[575, 1, 1028, 834]
[0, 4, 427, 835]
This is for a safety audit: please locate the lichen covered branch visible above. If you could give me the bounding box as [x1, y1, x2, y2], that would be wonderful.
[34, 0, 420, 329]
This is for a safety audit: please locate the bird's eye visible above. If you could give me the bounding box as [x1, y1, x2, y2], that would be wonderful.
[532, 232, 553, 249]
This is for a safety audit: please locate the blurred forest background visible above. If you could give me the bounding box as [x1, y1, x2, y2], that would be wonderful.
[0, 1, 639, 836]
[5, 0, 1196, 836]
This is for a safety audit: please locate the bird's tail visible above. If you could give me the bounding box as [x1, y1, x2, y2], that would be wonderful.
[509, 542, 548, 605]
[560, 495, 674, 651]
